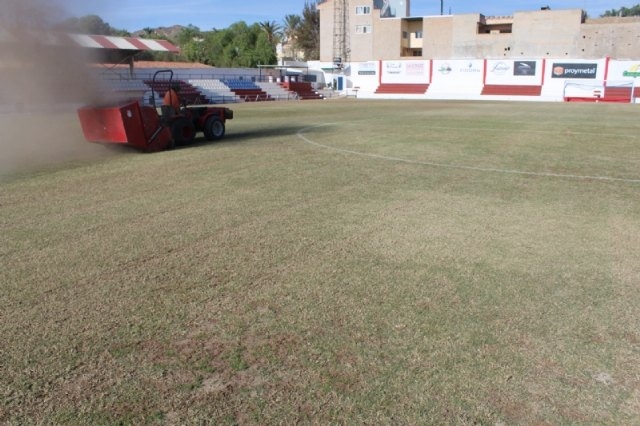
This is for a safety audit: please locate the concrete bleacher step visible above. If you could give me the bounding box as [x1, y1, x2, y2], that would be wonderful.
[223, 80, 274, 102]
[279, 82, 324, 100]
[232, 89, 272, 102]
[257, 82, 297, 100]
[188, 79, 239, 104]
[143, 79, 207, 104]
[99, 78, 149, 101]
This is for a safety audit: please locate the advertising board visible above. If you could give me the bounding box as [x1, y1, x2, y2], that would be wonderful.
[380, 60, 430, 84]
[485, 60, 543, 85]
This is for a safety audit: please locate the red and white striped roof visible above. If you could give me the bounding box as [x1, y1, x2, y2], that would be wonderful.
[68, 34, 180, 53]
[0, 27, 179, 53]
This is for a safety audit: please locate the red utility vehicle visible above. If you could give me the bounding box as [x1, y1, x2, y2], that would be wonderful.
[77, 70, 233, 152]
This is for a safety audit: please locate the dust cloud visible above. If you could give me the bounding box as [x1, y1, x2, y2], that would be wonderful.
[0, 0, 116, 176]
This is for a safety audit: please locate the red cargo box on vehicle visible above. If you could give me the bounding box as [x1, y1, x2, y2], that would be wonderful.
[77, 101, 173, 152]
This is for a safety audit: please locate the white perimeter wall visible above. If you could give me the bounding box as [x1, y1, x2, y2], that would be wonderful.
[485, 60, 544, 86]
[428, 60, 484, 99]
[541, 59, 607, 100]
[328, 58, 640, 102]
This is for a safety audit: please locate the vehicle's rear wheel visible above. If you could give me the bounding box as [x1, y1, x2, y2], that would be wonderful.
[204, 116, 225, 141]
[171, 118, 196, 145]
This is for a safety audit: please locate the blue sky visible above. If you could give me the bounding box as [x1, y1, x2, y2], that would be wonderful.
[65, 1, 622, 32]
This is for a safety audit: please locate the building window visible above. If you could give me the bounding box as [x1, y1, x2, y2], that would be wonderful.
[477, 23, 513, 34]
[413, 49, 422, 56]
[355, 6, 371, 15]
[415, 31, 423, 39]
[356, 25, 372, 34]
[402, 31, 409, 39]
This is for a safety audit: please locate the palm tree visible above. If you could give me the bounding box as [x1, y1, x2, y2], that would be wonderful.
[298, 0, 320, 60]
[259, 20, 282, 47]
[283, 14, 302, 59]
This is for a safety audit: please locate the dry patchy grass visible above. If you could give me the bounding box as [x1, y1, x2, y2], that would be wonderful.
[1, 99, 640, 424]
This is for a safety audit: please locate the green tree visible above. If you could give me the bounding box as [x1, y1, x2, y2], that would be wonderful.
[283, 14, 302, 42]
[63, 15, 113, 35]
[601, 3, 640, 16]
[254, 31, 278, 65]
[226, 21, 256, 67]
[181, 40, 207, 63]
[177, 24, 202, 46]
[201, 29, 227, 66]
[283, 14, 302, 58]
[141, 27, 156, 38]
[197, 21, 276, 67]
[258, 21, 282, 63]
[176, 25, 206, 63]
[259, 20, 282, 46]
[296, 0, 320, 60]
[111, 28, 131, 37]
[57, 14, 129, 36]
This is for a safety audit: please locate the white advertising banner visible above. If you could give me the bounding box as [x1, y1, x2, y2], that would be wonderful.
[431, 60, 484, 87]
[350, 61, 380, 92]
[607, 60, 640, 82]
[485, 60, 543, 85]
[381, 60, 430, 84]
[356, 61, 378, 77]
[539, 58, 607, 100]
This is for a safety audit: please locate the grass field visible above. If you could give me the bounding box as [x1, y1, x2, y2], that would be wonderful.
[1, 99, 640, 424]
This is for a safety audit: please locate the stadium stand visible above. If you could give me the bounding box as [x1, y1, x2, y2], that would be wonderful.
[256, 82, 298, 100]
[280, 82, 324, 100]
[99, 78, 149, 100]
[143, 79, 205, 105]
[188, 79, 239, 104]
[223, 80, 273, 102]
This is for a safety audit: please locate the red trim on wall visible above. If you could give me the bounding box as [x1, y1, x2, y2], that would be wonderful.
[483, 59, 487, 85]
[429, 59, 433, 84]
[604, 56, 610, 81]
[541, 59, 546, 86]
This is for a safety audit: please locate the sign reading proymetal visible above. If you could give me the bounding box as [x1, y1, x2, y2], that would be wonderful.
[552, 63, 598, 79]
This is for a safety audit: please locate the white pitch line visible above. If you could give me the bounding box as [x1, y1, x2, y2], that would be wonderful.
[296, 123, 640, 184]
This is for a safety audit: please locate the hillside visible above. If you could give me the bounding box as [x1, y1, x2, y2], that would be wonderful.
[131, 25, 184, 42]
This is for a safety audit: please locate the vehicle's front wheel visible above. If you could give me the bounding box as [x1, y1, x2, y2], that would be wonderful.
[204, 116, 225, 141]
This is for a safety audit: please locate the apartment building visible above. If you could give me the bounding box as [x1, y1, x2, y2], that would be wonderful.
[317, 1, 640, 62]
